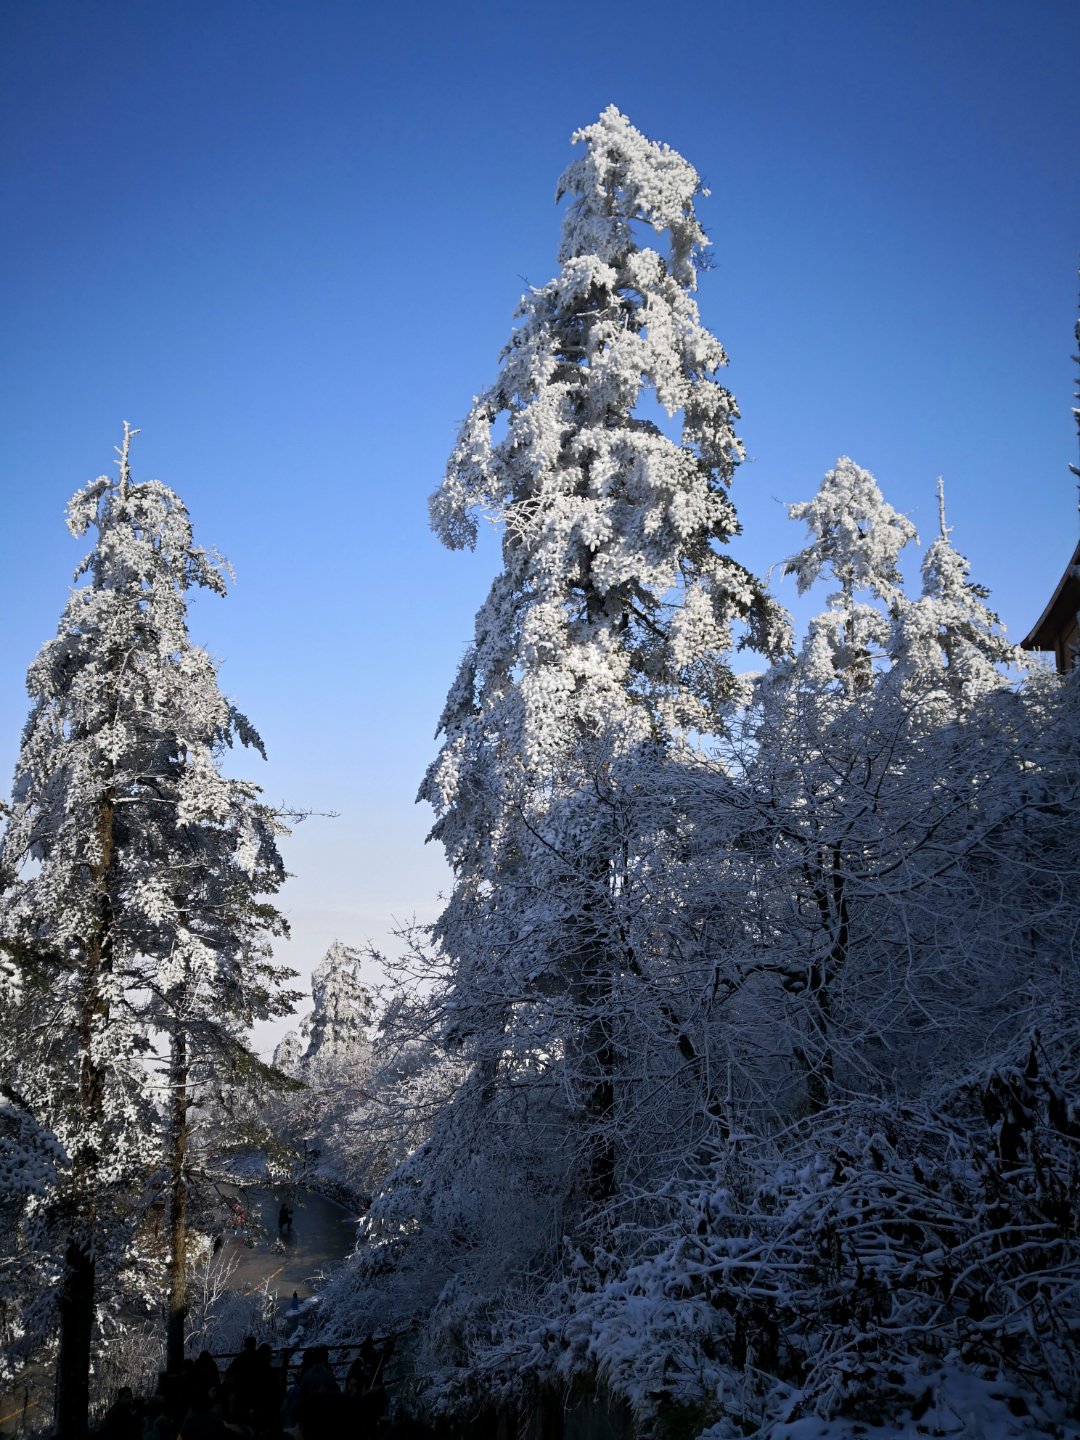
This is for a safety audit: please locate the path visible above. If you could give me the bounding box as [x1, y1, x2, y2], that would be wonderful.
[217, 1183, 359, 1301]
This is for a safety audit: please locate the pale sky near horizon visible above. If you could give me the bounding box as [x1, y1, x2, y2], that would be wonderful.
[1, 0, 1077, 1054]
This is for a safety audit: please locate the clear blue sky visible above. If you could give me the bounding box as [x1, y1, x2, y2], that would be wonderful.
[2, 0, 1077, 1048]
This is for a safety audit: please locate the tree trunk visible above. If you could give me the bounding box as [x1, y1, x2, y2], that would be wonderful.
[802, 846, 847, 1115]
[56, 787, 115, 1440]
[165, 1020, 189, 1373]
[578, 851, 619, 1210]
[56, 1237, 95, 1440]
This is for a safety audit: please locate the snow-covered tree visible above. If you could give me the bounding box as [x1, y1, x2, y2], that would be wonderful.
[424, 100, 787, 1152]
[300, 940, 374, 1075]
[272, 1029, 303, 1077]
[336, 105, 787, 1399]
[428, 106, 786, 784]
[340, 935, 466, 1193]
[784, 455, 917, 692]
[0, 428, 297, 1426]
[0, 1078, 66, 1384]
[741, 463, 1032, 1114]
[263, 942, 377, 1188]
[892, 478, 1022, 715]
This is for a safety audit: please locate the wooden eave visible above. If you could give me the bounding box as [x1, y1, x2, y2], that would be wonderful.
[1021, 538, 1080, 651]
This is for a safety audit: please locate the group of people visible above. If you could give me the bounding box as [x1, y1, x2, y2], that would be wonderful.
[278, 1340, 393, 1437]
[94, 1334, 401, 1440]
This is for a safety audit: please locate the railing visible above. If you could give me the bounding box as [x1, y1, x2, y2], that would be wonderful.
[208, 1336, 400, 1390]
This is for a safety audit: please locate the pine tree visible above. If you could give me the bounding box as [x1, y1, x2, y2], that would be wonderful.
[718, 457, 915, 1111]
[340, 107, 788, 1381]
[0, 428, 296, 1426]
[892, 477, 1021, 716]
[426, 103, 787, 1183]
[744, 462, 1024, 1114]
[428, 107, 786, 787]
[272, 1030, 303, 1076]
[784, 455, 917, 692]
[263, 943, 375, 1185]
[300, 940, 374, 1076]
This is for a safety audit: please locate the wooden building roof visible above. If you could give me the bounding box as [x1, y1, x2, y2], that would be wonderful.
[1021, 537, 1080, 673]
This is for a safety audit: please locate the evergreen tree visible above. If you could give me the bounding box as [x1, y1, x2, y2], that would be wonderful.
[427, 101, 787, 1181]
[264, 943, 375, 1186]
[784, 455, 917, 692]
[342, 106, 788, 1391]
[272, 1029, 303, 1077]
[300, 940, 374, 1075]
[423, 103, 787, 1139]
[756, 461, 1027, 1111]
[0, 428, 296, 1426]
[892, 478, 1021, 716]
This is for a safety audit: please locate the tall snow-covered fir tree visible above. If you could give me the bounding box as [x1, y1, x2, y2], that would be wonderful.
[427, 104, 787, 788]
[333, 105, 789, 1391]
[0, 428, 297, 1426]
[424, 100, 789, 1180]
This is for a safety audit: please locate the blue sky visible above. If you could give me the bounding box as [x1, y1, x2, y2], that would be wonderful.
[2, 0, 1077, 1048]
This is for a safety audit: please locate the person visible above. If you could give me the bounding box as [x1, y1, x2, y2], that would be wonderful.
[281, 1345, 339, 1432]
[157, 1371, 189, 1435]
[298, 1346, 339, 1401]
[178, 1390, 230, 1439]
[289, 1290, 300, 1311]
[344, 1335, 392, 1430]
[293, 1389, 350, 1438]
[248, 1345, 281, 1433]
[141, 1393, 171, 1440]
[223, 1335, 259, 1415]
[278, 1202, 289, 1230]
[98, 1385, 141, 1440]
[191, 1350, 220, 1406]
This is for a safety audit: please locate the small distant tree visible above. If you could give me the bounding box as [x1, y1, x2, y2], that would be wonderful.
[0, 428, 297, 1427]
[783, 454, 917, 693]
[300, 940, 374, 1076]
[273, 1029, 303, 1077]
[892, 478, 1021, 716]
[265, 942, 376, 1186]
